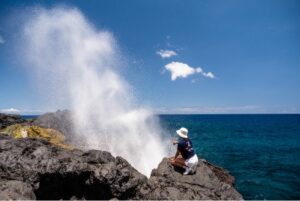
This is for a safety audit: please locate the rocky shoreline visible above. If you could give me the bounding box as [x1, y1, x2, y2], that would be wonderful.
[0, 113, 27, 129]
[0, 112, 243, 200]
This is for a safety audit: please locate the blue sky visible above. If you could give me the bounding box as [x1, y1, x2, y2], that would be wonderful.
[0, 0, 300, 114]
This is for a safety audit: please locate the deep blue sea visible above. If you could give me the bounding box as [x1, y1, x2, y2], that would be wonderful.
[159, 114, 300, 200]
[23, 114, 300, 199]
[22, 115, 39, 120]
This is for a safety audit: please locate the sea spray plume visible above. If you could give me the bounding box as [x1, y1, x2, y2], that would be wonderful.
[20, 7, 167, 176]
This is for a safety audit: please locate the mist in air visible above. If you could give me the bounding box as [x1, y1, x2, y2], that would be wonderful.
[19, 6, 169, 176]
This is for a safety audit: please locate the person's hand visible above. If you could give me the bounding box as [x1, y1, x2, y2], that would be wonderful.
[169, 157, 175, 162]
[172, 140, 178, 145]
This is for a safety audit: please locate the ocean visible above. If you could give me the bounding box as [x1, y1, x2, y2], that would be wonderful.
[159, 114, 300, 200]
[23, 114, 300, 199]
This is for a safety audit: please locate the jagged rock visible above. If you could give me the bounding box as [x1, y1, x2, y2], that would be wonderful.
[134, 158, 243, 200]
[203, 160, 235, 185]
[0, 111, 244, 200]
[33, 110, 75, 141]
[0, 135, 147, 200]
[0, 113, 26, 129]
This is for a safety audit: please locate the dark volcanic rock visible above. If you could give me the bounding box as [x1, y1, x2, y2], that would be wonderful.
[203, 160, 235, 185]
[0, 135, 146, 200]
[0, 180, 36, 200]
[0, 113, 26, 129]
[33, 110, 75, 141]
[0, 119, 243, 200]
[134, 158, 243, 200]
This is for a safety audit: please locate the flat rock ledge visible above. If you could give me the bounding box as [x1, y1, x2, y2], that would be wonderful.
[0, 135, 243, 200]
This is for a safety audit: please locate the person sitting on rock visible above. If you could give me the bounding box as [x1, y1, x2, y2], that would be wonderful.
[169, 127, 198, 175]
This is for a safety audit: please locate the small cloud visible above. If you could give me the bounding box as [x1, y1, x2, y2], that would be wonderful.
[202, 72, 215, 78]
[0, 35, 5, 44]
[195, 68, 202, 73]
[0, 108, 20, 114]
[157, 49, 177, 58]
[164, 61, 215, 81]
[165, 62, 196, 80]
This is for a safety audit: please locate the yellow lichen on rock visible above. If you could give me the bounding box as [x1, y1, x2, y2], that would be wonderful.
[0, 124, 73, 150]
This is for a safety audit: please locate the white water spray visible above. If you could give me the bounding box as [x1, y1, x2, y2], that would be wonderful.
[20, 7, 168, 176]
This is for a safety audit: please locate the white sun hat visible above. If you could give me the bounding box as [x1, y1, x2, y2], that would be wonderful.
[176, 127, 188, 138]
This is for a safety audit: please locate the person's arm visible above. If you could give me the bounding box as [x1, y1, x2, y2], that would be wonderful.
[174, 149, 179, 159]
[175, 140, 183, 159]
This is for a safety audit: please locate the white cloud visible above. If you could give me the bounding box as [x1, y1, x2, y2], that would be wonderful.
[165, 62, 196, 80]
[164, 61, 215, 81]
[157, 49, 177, 58]
[0, 35, 5, 44]
[0, 108, 51, 115]
[202, 72, 215, 78]
[0, 108, 20, 114]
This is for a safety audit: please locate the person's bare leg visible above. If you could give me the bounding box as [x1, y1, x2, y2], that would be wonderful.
[169, 157, 186, 168]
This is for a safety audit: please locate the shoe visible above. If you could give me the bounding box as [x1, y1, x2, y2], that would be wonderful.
[183, 168, 191, 175]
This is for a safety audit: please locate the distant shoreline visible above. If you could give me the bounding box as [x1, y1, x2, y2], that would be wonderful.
[21, 113, 300, 118]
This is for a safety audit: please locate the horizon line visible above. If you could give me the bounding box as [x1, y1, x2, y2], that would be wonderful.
[16, 112, 300, 116]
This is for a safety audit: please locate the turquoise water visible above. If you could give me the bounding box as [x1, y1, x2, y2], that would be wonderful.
[159, 114, 300, 200]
